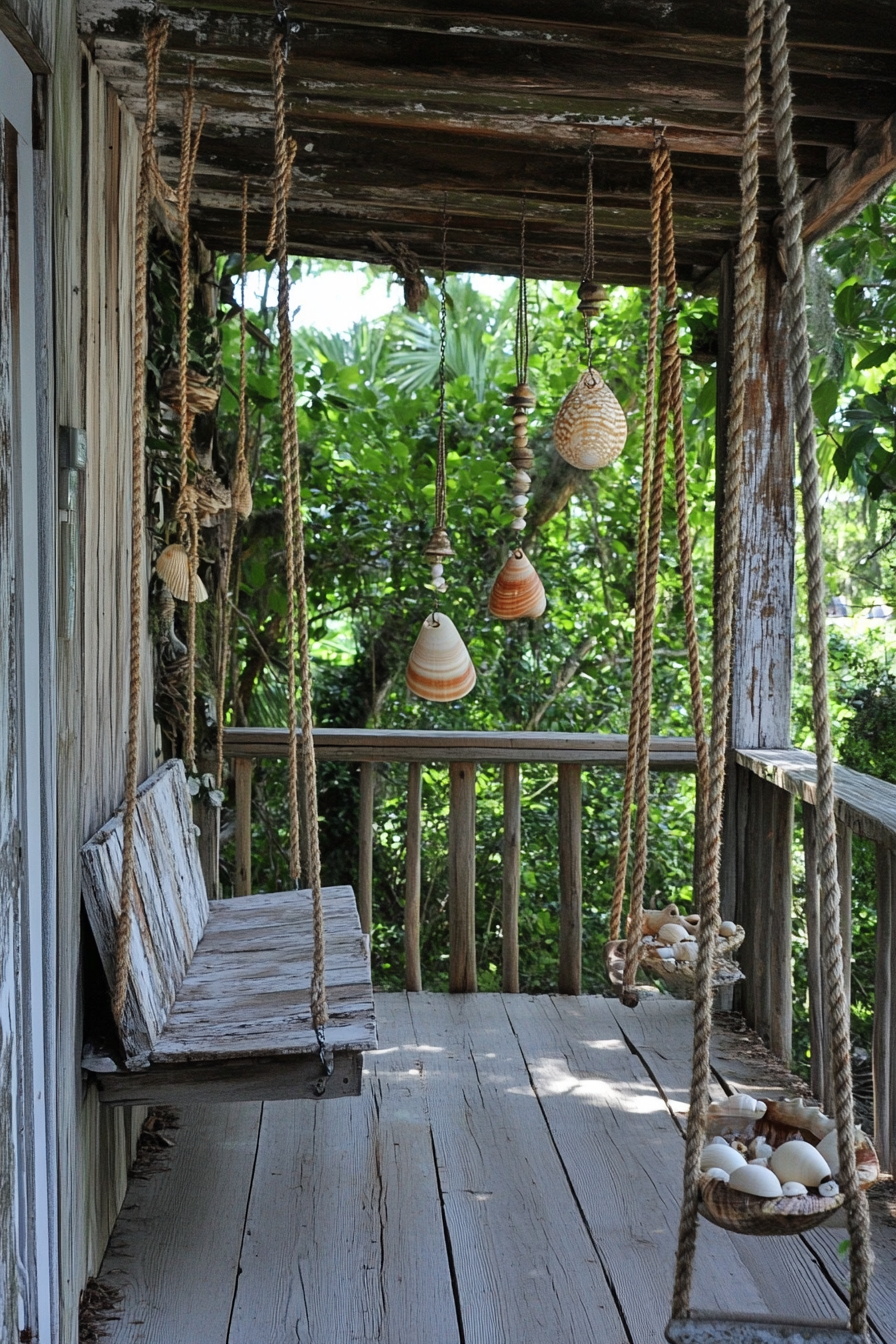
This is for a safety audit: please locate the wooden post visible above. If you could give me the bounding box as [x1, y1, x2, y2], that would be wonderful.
[717, 237, 795, 1064]
[358, 760, 374, 935]
[558, 763, 582, 995]
[502, 762, 521, 994]
[448, 762, 477, 993]
[233, 757, 253, 898]
[405, 762, 423, 992]
[873, 844, 895, 1176]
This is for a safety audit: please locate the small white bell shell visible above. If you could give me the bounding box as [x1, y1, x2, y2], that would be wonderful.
[700, 1145, 746, 1176]
[819, 1180, 839, 1198]
[704, 1168, 731, 1183]
[781, 1181, 808, 1196]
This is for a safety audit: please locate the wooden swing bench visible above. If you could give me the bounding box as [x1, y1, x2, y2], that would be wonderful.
[80, 759, 377, 1105]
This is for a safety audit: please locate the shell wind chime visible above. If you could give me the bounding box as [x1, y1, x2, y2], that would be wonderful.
[406, 204, 476, 703]
[488, 200, 546, 621]
[553, 146, 627, 471]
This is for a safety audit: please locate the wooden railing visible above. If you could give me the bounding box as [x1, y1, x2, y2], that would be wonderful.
[733, 747, 896, 1175]
[222, 729, 697, 995]
[221, 728, 896, 1173]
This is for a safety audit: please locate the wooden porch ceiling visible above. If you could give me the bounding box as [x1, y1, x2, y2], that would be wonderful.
[79, 2, 896, 285]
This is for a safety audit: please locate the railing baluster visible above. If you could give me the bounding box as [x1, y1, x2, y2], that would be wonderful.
[558, 762, 582, 995]
[803, 804, 831, 1108]
[873, 844, 895, 1176]
[358, 761, 374, 935]
[405, 762, 423, 992]
[449, 762, 477, 993]
[502, 762, 521, 994]
[233, 756, 253, 898]
[837, 820, 852, 1011]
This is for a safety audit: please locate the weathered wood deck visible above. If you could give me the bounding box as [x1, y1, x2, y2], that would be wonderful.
[97, 994, 896, 1344]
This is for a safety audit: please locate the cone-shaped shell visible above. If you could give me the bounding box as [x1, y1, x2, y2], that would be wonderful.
[488, 550, 546, 620]
[406, 613, 476, 702]
[155, 544, 208, 604]
[553, 368, 627, 470]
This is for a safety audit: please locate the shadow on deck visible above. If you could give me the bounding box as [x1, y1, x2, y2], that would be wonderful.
[97, 994, 896, 1343]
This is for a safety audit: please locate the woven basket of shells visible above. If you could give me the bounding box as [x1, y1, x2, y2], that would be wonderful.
[639, 903, 745, 994]
[698, 1094, 879, 1236]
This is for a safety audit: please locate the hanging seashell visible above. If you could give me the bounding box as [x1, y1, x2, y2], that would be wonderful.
[700, 1145, 746, 1176]
[727, 1165, 783, 1198]
[159, 366, 221, 416]
[553, 368, 627, 470]
[423, 526, 455, 562]
[230, 463, 253, 519]
[488, 549, 546, 621]
[155, 544, 208, 604]
[406, 612, 476, 703]
[768, 1140, 830, 1189]
[194, 471, 232, 524]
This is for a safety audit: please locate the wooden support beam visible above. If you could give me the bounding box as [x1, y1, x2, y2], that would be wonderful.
[502, 762, 521, 995]
[801, 111, 896, 246]
[233, 756, 253, 899]
[404, 762, 422, 993]
[873, 844, 895, 1176]
[448, 762, 477, 993]
[357, 761, 375, 935]
[557, 763, 582, 996]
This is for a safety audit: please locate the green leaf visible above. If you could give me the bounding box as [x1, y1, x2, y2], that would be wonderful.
[812, 378, 839, 426]
[855, 342, 896, 371]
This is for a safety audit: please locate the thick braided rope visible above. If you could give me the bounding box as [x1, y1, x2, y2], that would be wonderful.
[768, 0, 871, 1330]
[434, 198, 449, 537]
[621, 150, 674, 997]
[671, 0, 764, 1316]
[175, 73, 206, 774]
[657, 141, 710, 817]
[609, 150, 663, 943]
[113, 19, 169, 1025]
[216, 177, 250, 789]
[271, 34, 328, 1029]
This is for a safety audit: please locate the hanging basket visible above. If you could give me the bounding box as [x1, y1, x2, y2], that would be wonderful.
[698, 1097, 879, 1237]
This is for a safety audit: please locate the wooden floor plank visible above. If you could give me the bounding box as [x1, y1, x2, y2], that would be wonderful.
[99, 1103, 262, 1344]
[603, 994, 886, 1337]
[227, 993, 460, 1344]
[406, 991, 629, 1344]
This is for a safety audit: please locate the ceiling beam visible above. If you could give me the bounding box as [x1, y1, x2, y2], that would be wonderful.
[801, 111, 896, 244]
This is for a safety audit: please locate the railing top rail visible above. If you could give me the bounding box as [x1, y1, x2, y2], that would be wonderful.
[223, 728, 698, 770]
[735, 746, 896, 849]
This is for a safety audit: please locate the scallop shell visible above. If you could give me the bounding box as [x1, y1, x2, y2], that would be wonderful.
[406, 613, 476, 703]
[155, 544, 208, 604]
[768, 1140, 830, 1188]
[727, 1165, 783, 1198]
[488, 550, 546, 621]
[553, 368, 627, 470]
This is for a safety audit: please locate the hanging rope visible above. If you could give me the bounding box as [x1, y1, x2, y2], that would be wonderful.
[174, 69, 207, 774]
[582, 144, 596, 369]
[113, 19, 169, 1025]
[670, 0, 768, 1316]
[270, 31, 328, 1034]
[216, 176, 251, 789]
[434, 199, 450, 542]
[514, 196, 529, 388]
[767, 0, 871, 1328]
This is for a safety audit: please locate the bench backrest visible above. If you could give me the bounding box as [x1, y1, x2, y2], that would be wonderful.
[81, 758, 209, 1068]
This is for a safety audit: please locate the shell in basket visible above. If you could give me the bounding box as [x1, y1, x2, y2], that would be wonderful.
[553, 369, 627, 470]
[155, 544, 208, 604]
[699, 1095, 879, 1236]
[406, 613, 476, 703]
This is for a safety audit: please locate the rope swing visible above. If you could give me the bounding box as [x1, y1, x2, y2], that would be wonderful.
[269, 30, 329, 1049]
[113, 18, 168, 1026]
[669, 0, 873, 1336]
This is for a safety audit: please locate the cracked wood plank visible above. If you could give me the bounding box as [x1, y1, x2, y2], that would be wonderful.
[98, 1103, 263, 1344]
[227, 993, 460, 1344]
[407, 991, 628, 1344]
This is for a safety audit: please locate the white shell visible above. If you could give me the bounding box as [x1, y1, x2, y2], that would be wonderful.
[700, 1145, 746, 1175]
[769, 1140, 831, 1188]
[674, 941, 698, 963]
[658, 923, 686, 944]
[708, 1094, 767, 1120]
[781, 1181, 808, 1196]
[727, 1165, 784, 1198]
[553, 368, 627, 470]
[704, 1168, 731, 1183]
[818, 1180, 839, 1198]
[748, 1158, 769, 1168]
[656, 946, 675, 960]
[719, 920, 738, 937]
[706, 1136, 728, 1147]
[749, 1138, 774, 1161]
[815, 1127, 854, 1177]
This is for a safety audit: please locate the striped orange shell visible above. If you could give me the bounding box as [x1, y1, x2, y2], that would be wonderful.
[406, 613, 476, 702]
[553, 368, 627, 469]
[488, 549, 546, 620]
